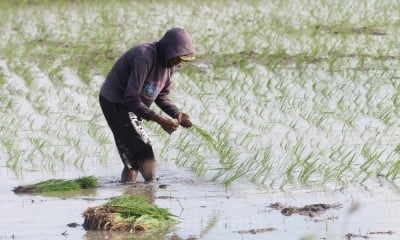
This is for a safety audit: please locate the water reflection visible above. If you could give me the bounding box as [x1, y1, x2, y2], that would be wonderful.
[84, 231, 199, 240]
[123, 182, 157, 203]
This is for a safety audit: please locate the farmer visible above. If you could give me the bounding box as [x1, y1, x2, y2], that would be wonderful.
[99, 27, 195, 183]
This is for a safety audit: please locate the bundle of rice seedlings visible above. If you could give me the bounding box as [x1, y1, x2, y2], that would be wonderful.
[82, 195, 175, 232]
[192, 125, 218, 149]
[13, 176, 98, 193]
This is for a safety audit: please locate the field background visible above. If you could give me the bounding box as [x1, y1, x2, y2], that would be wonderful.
[0, 1, 399, 239]
[1, 0, 399, 188]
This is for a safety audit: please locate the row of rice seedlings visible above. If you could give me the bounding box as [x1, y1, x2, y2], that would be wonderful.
[172, 49, 400, 187]
[68, 0, 400, 188]
[2, 138, 23, 170]
[0, 59, 110, 172]
[0, 0, 384, 76]
[87, 116, 111, 145]
[2, 3, 121, 168]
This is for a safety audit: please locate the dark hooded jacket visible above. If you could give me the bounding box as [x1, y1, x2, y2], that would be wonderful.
[100, 28, 195, 120]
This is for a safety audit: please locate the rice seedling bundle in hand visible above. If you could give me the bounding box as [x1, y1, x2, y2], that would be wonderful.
[192, 125, 218, 150]
[13, 176, 98, 193]
[82, 195, 175, 232]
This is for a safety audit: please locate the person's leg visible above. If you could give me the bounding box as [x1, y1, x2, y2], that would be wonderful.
[121, 166, 138, 183]
[99, 96, 157, 183]
[137, 145, 156, 182]
[140, 160, 155, 182]
[118, 143, 140, 183]
[99, 95, 142, 183]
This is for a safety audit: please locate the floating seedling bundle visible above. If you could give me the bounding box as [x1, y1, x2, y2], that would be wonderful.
[82, 195, 175, 232]
[13, 176, 98, 193]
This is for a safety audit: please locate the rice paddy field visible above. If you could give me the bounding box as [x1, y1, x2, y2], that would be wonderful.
[1, 0, 400, 239]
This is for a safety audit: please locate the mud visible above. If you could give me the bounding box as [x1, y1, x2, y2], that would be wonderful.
[269, 202, 342, 217]
[236, 227, 277, 234]
[346, 231, 395, 239]
[67, 222, 80, 228]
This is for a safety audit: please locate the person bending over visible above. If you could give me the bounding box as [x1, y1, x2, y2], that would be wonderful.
[99, 27, 195, 183]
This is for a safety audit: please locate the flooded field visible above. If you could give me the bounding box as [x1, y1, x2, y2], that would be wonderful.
[0, 0, 399, 239]
[1, 162, 400, 240]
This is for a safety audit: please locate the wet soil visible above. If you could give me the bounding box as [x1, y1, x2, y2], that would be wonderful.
[269, 202, 342, 217]
[346, 231, 395, 240]
[236, 227, 277, 234]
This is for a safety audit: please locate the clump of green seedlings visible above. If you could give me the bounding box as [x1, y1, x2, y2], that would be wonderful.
[82, 195, 175, 232]
[13, 176, 98, 193]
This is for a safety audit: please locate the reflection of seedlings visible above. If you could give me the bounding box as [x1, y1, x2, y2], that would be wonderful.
[268, 202, 342, 218]
[13, 176, 98, 193]
[199, 211, 219, 239]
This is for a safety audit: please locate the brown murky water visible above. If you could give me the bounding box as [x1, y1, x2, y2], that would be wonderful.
[1, 161, 400, 240]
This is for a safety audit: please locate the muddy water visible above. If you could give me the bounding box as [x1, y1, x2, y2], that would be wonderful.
[0, 162, 399, 240]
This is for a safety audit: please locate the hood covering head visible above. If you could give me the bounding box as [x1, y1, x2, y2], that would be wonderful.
[158, 28, 195, 63]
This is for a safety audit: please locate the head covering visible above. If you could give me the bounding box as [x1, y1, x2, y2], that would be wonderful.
[158, 28, 196, 63]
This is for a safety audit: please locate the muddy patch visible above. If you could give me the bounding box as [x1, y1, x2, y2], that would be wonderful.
[268, 202, 342, 218]
[346, 231, 395, 239]
[236, 227, 277, 235]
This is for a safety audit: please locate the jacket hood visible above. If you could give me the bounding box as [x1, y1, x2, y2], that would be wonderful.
[157, 28, 195, 64]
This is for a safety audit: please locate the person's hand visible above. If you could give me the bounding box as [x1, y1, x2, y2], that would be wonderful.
[151, 115, 179, 134]
[176, 112, 192, 128]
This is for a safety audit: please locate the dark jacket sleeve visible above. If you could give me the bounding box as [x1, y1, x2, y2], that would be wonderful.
[124, 57, 156, 120]
[155, 78, 180, 118]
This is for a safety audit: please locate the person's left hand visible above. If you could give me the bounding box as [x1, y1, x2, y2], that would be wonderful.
[176, 112, 193, 128]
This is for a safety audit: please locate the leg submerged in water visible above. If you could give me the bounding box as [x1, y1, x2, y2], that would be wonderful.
[140, 160, 155, 182]
[121, 166, 138, 183]
[137, 145, 156, 182]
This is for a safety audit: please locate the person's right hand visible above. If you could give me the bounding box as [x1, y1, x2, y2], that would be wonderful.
[176, 112, 192, 128]
[152, 115, 179, 134]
